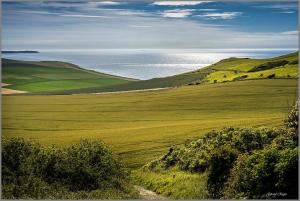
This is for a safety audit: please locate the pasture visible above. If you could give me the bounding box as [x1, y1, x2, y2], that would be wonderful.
[2, 59, 131, 93]
[2, 79, 298, 168]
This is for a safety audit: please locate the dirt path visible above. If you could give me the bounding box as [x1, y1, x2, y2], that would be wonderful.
[1, 88, 28, 95]
[1, 83, 28, 95]
[134, 185, 166, 200]
[2, 83, 11, 87]
[93, 87, 171, 95]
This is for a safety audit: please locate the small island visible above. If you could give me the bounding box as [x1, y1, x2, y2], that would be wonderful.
[2, 50, 39, 53]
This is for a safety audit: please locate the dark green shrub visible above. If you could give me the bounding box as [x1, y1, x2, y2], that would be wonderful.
[223, 147, 298, 199]
[271, 128, 297, 150]
[207, 146, 238, 198]
[233, 75, 248, 81]
[63, 140, 126, 191]
[1, 138, 52, 199]
[284, 102, 298, 131]
[2, 138, 41, 181]
[223, 103, 298, 199]
[2, 138, 133, 199]
[143, 103, 298, 199]
[267, 74, 276, 79]
[249, 60, 289, 72]
[145, 127, 281, 173]
[289, 59, 298, 65]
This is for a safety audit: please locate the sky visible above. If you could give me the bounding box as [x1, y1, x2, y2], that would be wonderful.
[2, 0, 299, 50]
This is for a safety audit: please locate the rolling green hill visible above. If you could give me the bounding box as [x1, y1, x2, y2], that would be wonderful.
[3, 79, 297, 168]
[40, 67, 214, 95]
[2, 59, 133, 93]
[2, 52, 298, 199]
[134, 104, 298, 199]
[2, 52, 298, 94]
[43, 51, 298, 95]
[205, 52, 298, 83]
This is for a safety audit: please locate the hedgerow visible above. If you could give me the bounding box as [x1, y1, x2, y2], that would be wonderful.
[144, 102, 298, 199]
[2, 139, 137, 199]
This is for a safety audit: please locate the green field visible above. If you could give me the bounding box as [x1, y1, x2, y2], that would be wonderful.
[133, 169, 208, 199]
[3, 79, 298, 168]
[205, 52, 298, 83]
[42, 51, 298, 95]
[2, 52, 297, 95]
[2, 59, 132, 93]
[2, 52, 299, 199]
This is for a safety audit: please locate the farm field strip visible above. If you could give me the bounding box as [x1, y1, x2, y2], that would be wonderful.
[2, 79, 298, 168]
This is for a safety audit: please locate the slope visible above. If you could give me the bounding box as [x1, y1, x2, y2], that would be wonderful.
[44, 51, 298, 95]
[2, 59, 134, 93]
[3, 79, 298, 168]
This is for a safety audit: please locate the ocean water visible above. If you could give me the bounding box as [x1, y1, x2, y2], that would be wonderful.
[2, 49, 296, 80]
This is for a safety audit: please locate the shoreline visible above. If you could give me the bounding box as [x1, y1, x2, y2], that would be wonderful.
[2, 49, 296, 81]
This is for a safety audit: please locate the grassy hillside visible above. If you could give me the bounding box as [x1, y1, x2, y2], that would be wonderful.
[205, 52, 298, 83]
[2, 52, 297, 94]
[3, 79, 297, 168]
[133, 169, 209, 199]
[2, 59, 133, 93]
[46, 51, 298, 95]
[41, 67, 214, 95]
[134, 104, 298, 199]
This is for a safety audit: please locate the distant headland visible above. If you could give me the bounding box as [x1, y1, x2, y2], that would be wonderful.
[2, 50, 39, 53]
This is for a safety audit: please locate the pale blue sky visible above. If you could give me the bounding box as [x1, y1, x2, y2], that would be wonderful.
[2, 0, 298, 50]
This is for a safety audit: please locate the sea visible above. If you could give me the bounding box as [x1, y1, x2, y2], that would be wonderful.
[2, 49, 296, 80]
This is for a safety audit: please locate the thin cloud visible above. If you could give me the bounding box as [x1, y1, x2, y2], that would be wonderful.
[198, 12, 242, 20]
[280, 30, 298, 35]
[19, 10, 115, 19]
[198, 9, 218, 12]
[274, 11, 295, 14]
[60, 14, 114, 18]
[92, 1, 122, 5]
[3, 1, 298, 50]
[153, 1, 211, 6]
[129, 25, 152, 28]
[18, 10, 60, 15]
[255, 4, 298, 10]
[161, 9, 194, 18]
[115, 10, 151, 16]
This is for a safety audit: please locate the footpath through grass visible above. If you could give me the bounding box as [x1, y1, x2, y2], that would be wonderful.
[2, 79, 298, 168]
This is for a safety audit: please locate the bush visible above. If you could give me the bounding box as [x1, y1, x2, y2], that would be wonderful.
[233, 75, 248, 81]
[144, 102, 298, 199]
[2, 139, 134, 199]
[207, 146, 238, 198]
[289, 59, 298, 65]
[267, 74, 276, 79]
[249, 60, 289, 72]
[145, 127, 282, 173]
[223, 147, 298, 199]
[223, 103, 298, 199]
[2, 138, 46, 198]
[284, 101, 298, 131]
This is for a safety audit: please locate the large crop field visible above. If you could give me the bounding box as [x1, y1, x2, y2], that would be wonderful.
[3, 79, 298, 168]
[2, 59, 132, 93]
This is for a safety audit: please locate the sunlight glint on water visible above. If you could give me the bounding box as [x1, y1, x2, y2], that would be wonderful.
[2, 49, 295, 80]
